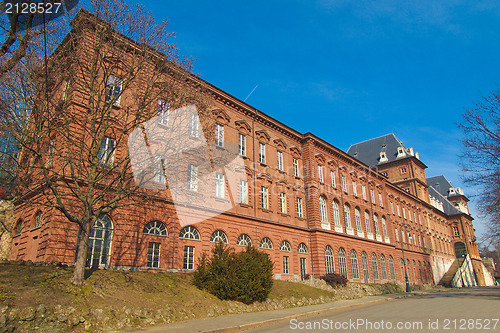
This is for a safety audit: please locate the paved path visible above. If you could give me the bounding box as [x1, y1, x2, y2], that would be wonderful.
[124, 288, 462, 332]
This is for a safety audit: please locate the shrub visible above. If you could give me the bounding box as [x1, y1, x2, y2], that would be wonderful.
[320, 273, 348, 288]
[193, 243, 273, 304]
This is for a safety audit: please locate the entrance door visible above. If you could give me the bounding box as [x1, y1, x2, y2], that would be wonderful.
[86, 215, 113, 268]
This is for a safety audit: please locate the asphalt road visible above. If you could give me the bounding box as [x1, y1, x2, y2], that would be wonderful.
[242, 287, 500, 333]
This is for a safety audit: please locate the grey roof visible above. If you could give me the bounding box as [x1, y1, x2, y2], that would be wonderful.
[347, 133, 417, 167]
[428, 186, 462, 216]
[426, 175, 455, 197]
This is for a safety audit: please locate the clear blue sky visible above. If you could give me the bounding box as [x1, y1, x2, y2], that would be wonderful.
[131, 0, 500, 239]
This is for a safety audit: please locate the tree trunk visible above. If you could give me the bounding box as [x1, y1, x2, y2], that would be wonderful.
[71, 222, 91, 285]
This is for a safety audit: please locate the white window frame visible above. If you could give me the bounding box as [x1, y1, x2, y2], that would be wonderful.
[277, 150, 284, 171]
[318, 165, 324, 182]
[319, 196, 328, 223]
[187, 164, 198, 191]
[189, 111, 199, 137]
[280, 192, 287, 214]
[352, 181, 357, 196]
[183, 246, 195, 270]
[330, 171, 336, 187]
[215, 172, 225, 198]
[157, 99, 169, 125]
[215, 123, 224, 147]
[259, 142, 266, 164]
[355, 208, 362, 231]
[362, 185, 367, 200]
[370, 189, 375, 203]
[153, 155, 166, 184]
[293, 158, 299, 177]
[342, 176, 348, 193]
[238, 133, 246, 156]
[261, 186, 269, 209]
[98, 136, 116, 167]
[378, 193, 383, 207]
[332, 200, 341, 226]
[296, 197, 303, 218]
[106, 75, 123, 105]
[344, 204, 351, 228]
[240, 180, 248, 204]
[283, 256, 289, 274]
[147, 242, 161, 268]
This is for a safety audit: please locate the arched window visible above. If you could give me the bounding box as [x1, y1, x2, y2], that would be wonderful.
[14, 219, 23, 236]
[373, 214, 379, 235]
[210, 230, 228, 244]
[388, 256, 396, 280]
[338, 248, 348, 278]
[280, 240, 291, 252]
[143, 220, 168, 236]
[86, 215, 113, 268]
[350, 250, 359, 279]
[332, 200, 341, 226]
[344, 204, 351, 228]
[34, 212, 43, 229]
[364, 211, 372, 234]
[260, 237, 273, 249]
[371, 253, 379, 280]
[325, 246, 335, 274]
[319, 195, 328, 223]
[179, 226, 200, 240]
[380, 254, 388, 280]
[298, 243, 308, 254]
[236, 234, 252, 246]
[354, 208, 362, 231]
[361, 251, 370, 283]
[381, 216, 388, 237]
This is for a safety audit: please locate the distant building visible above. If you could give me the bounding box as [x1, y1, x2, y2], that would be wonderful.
[9, 10, 489, 286]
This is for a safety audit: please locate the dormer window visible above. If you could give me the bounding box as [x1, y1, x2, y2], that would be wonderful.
[397, 147, 406, 158]
[401, 167, 407, 174]
[379, 152, 388, 162]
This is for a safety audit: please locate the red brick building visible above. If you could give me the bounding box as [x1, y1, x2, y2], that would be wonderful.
[9, 10, 487, 286]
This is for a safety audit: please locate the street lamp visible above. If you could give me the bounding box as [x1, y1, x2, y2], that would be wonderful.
[399, 222, 412, 292]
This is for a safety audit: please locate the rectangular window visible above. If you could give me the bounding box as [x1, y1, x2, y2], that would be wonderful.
[280, 192, 287, 214]
[147, 242, 160, 268]
[318, 165, 324, 182]
[259, 143, 266, 164]
[378, 193, 383, 207]
[331, 171, 336, 187]
[395, 228, 399, 242]
[153, 155, 166, 183]
[183, 246, 194, 270]
[187, 164, 198, 191]
[238, 133, 246, 156]
[98, 136, 116, 167]
[453, 226, 460, 236]
[296, 197, 303, 218]
[293, 158, 299, 177]
[403, 207, 406, 219]
[215, 124, 224, 147]
[261, 186, 269, 209]
[342, 176, 347, 193]
[105, 75, 122, 105]
[157, 99, 169, 125]
[283, 256, 289, 274]
[240, 180, 248, 204]
[401, 167, 407, 173]
[370, 189, 375, 203]
[362, 185, 367, 200]
[390, 201, 394, 214]
[397, 205, 401, 216]
[352, 181, 357, 196]
[189, 111, 199, 137]
[277, 150, 284, 171]
[215, 172, 225, 198]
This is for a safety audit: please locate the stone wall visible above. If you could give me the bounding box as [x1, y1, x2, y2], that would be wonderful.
[0, 201, 13, 260]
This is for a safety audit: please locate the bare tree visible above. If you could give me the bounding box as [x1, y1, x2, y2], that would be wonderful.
[459, 92, 500, 245]
[9, 0, 213, 285]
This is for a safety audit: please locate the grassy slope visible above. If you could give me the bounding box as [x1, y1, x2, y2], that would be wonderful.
[0, 262, 334, 325]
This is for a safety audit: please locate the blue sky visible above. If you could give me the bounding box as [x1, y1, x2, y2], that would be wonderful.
[130, 0, 500, 239]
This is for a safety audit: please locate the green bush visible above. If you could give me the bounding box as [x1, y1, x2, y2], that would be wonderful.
[193, 243, 273, 304]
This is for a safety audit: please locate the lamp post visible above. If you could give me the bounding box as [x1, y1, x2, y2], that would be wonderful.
[399, 223, 411, 292]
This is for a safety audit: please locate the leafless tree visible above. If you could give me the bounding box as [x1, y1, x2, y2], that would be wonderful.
[459, 92, 500, 245]
[8, 0, 213, 285]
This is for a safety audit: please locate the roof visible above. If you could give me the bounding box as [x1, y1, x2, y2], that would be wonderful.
[426, 175, 455, 197]
[428, 186, 462, 216]
[347, 133, 422, 167]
